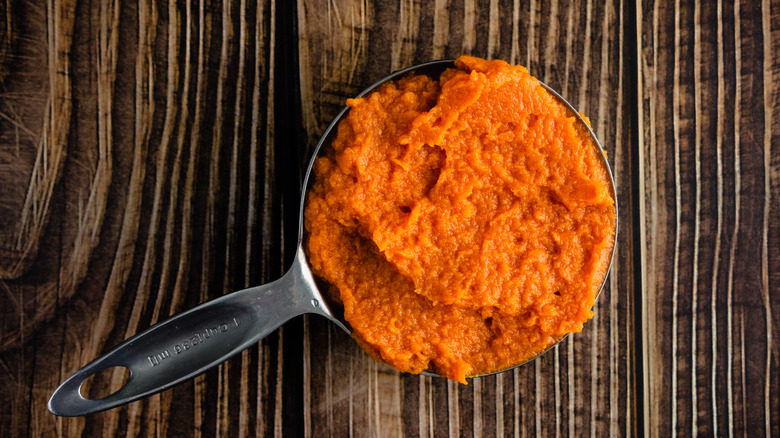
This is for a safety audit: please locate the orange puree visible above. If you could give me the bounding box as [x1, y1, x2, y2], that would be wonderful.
[304, 56, 616, 383]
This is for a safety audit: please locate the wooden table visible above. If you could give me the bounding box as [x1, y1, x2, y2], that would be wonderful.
[0, 0, 777, 436]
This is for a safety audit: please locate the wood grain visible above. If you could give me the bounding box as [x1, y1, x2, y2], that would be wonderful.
[0, 0, 777, 436]
[1, 0, 279, 436]
[296, 0, 637, 436]
[637, 0, 780, 436]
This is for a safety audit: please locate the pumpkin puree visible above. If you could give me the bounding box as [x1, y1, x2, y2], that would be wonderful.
[304, 56, 616, 383]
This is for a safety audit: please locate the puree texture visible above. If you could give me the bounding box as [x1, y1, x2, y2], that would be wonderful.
[304, 56, 616, 383]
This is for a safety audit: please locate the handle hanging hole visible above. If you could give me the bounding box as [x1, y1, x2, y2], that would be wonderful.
[79, 366, 130, 400]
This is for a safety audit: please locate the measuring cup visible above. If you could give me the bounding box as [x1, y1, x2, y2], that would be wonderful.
[48, 60, 617, 417]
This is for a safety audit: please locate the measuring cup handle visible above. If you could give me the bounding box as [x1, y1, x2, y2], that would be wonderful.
[48, 256, 319, 417]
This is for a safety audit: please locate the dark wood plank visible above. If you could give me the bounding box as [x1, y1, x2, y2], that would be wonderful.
[296, 0, 637, 436]
[0, 0, 280, 436]
[637, 0, 780, 435]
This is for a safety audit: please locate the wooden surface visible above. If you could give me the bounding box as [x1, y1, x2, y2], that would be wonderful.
[638, 0, 780, 436]
[0, 0, 775, 436]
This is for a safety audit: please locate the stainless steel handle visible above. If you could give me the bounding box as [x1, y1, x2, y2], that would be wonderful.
[48, 251, 334, 417]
